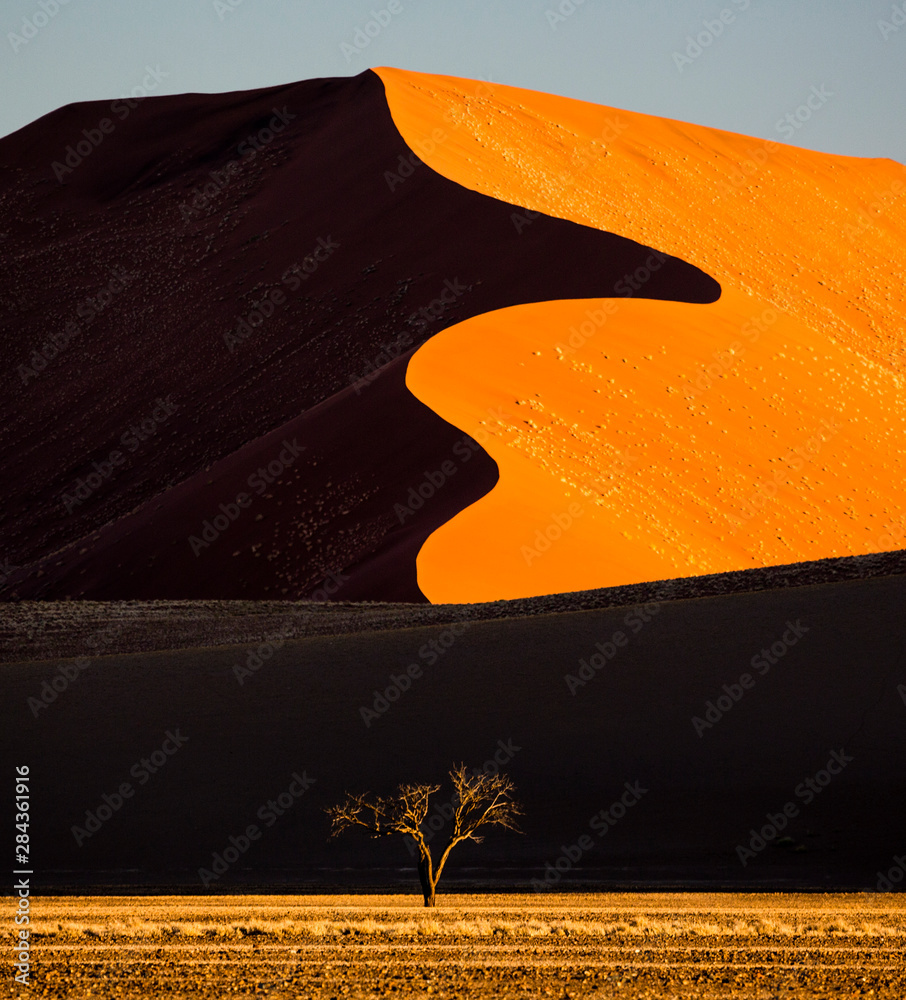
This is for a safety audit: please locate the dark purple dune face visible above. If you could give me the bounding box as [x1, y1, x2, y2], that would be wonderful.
[0, 70, 719, 601]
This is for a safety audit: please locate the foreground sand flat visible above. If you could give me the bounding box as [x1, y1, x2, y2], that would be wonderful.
[14, 893, 906, 998]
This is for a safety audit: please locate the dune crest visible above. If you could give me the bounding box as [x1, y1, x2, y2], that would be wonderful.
[377, 67, 906, 602]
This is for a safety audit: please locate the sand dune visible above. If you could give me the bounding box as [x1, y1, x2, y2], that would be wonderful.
[0, 70, 716, 602]
[408, 290, 906, 601]
[377, 67, 906, 601]
[5, 67, 901, 602]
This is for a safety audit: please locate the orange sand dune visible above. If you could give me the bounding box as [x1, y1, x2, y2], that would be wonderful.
[376, 67, 906, 602]
[409, 291, 905, 601]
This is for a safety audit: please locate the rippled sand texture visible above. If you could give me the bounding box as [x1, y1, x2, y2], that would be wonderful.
[377, 67, 906, 602]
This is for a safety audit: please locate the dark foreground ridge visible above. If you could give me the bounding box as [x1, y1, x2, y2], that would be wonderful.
[2, 546, 903, 662]
[0, 69, 717, 603]
[3, 559, 903, 892]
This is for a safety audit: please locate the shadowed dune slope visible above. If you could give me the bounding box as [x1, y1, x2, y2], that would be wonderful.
[2, 573, 903, 889]
[0, 70, 717, 602]
[3, 547, 906, 663]
[376, 67, 906, 602]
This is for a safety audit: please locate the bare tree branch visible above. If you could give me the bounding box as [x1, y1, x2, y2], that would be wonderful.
[434, 765, 523, 884]
[325, 766, 522, 906]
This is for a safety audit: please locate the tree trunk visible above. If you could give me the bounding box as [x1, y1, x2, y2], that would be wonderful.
[417, 856, 436, 907]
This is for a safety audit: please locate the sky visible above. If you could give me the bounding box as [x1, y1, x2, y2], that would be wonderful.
[1, 0, 904, 162]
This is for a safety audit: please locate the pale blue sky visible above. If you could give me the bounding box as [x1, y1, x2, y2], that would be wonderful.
[2, 0, 903, 161]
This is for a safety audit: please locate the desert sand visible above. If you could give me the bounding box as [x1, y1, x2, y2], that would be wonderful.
[2, 68, 904, 999]
[0, 70, 716, 604]
[377, 67, 906, 602]
[16, 894, 906, 998]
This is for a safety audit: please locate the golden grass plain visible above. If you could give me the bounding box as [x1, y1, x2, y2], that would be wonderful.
[12, 893, 906, 998]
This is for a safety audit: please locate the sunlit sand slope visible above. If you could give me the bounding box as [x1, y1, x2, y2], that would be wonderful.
[376, 67, 906, 602]
[409, 292, 905, 601]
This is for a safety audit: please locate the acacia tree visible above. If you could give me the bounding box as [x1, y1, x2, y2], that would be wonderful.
[326, 764, 523, 906]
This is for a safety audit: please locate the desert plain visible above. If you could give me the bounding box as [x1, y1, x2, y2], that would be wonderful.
[10, 893, 906, 999]
[4, 58, 905, 1000]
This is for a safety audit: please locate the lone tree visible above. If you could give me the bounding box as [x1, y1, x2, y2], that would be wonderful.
[326, 764, 523, 907]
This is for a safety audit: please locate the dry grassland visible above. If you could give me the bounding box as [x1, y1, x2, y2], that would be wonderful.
[7, 893, 906, 998]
